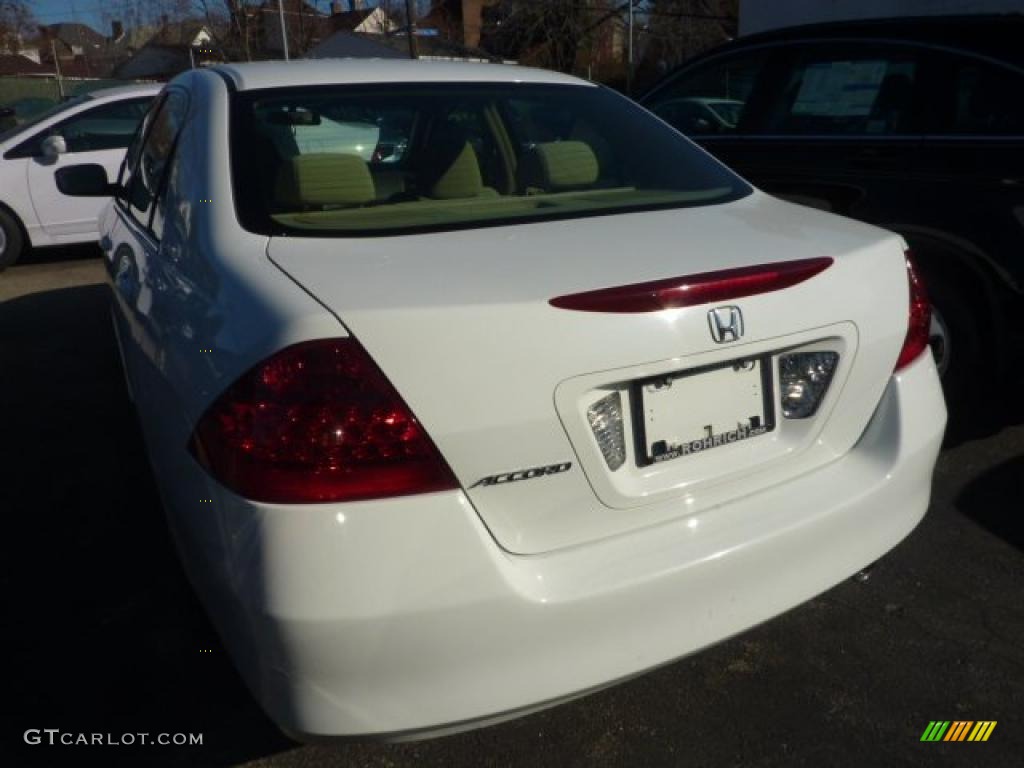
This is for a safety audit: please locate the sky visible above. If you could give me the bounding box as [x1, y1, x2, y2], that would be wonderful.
[26, 1, 412, 33]
[31, 1, 117, 31]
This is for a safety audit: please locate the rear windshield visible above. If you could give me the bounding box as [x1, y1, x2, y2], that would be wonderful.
[230, 82, 751, 237]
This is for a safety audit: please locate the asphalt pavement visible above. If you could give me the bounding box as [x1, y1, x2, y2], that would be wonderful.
[2, 247, 1022, 768]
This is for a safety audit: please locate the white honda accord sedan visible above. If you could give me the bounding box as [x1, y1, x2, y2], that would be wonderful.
[58, 60, 945, 740]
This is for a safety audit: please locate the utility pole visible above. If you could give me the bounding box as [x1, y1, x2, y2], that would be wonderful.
[278, 0, 290, 61]
[50, 38, 65, 100]
[405, 0, 419, 59]
[626, 0, 634, 95]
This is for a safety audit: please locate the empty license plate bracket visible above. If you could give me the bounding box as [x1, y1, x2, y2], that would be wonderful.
[632, 357, 775, 466]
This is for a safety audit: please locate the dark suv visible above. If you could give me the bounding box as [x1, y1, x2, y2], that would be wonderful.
[642, 14, 1024, 425]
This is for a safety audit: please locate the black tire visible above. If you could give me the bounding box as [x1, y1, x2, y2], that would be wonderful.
[921, 271, 981, 432]
[0, 207, 25, 270]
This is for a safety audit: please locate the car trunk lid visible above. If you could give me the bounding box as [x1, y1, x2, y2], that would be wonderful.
[267, 192, 910, 554]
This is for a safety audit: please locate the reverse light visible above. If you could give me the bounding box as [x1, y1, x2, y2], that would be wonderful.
[188, 338, 458, 504]
[779, 351, 839, 419]
[894, 251, 931, 371]
[549, 258, 833, 313]
[587, 392, 626, 471]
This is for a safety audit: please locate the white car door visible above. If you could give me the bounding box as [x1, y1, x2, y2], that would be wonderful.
[25, 96, 151, 239]
[107, 90, 192, 422]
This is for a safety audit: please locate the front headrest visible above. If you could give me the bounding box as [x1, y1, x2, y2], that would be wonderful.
[430, 142, 484, 199]
[276, 153, 375, 208]
[517, 141, 599, 192]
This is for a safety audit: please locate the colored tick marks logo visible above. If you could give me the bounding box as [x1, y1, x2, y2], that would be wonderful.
[920, 721, 997, 742]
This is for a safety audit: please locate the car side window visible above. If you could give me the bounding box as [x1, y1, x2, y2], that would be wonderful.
[6, 97, 151, 158]
[118, 94, 164, 195]
[943, 56, 1024, 135]
[151, 123, 187, 243]
[57, 97, 152, 153]
[765, 49, 919, 135]
[125, 90, 189, 232]
[372, 108, 415, 165]
[645, 52, 768, 135]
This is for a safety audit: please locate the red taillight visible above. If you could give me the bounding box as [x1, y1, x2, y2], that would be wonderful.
[549, 257, 833, 313]
[894, 251, 931, 372]
[188, 338, 458, 504]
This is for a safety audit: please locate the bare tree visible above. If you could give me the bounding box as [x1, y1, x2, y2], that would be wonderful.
[0, 0, 36, 53]
[487, 0, 622, 74]
[99, 0, 194, 32]
[193, 0, 258, 61]
[640, 0, 737, 76]
[190, 0, 328, 62]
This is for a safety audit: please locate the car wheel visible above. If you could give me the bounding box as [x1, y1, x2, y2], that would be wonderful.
[922, 273, 980, 430]
[0, 208, 25, 270]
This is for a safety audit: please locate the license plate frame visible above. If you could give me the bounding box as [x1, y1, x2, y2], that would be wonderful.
[631, 356, 776, 467]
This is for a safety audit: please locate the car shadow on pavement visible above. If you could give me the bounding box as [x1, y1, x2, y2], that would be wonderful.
[15, 243, 103, 268]
[0, 284, 293, 767]
[956, 455, 1024, 552]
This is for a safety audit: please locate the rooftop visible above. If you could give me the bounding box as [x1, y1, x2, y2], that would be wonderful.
[45, 22, 106, 49]
[330, 9, 377, 31]
[306, 29, 502, 63]
[0, 54, 47, 76]
[148, 21, 212, 48]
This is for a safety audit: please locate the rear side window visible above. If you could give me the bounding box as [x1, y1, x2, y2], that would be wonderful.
[645, 52, 768, 135]
[118, 95, 163, 194]
[0, 94, 88, 150]
[58, 97, 152, 152]
[125, 90, 189, 228]
[230, 83, 751, 237]
[765, 49, 919, 135]
[5, 96, 151, 158]
[943, 56, 1024, 135]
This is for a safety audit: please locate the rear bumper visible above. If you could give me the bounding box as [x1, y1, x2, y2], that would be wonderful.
[171, 352, 945, 739]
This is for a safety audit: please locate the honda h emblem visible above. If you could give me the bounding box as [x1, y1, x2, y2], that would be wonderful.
[708, 306, 744, 343]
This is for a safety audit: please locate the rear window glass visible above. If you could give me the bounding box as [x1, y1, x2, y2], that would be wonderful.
[230, 82, 751, 237]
